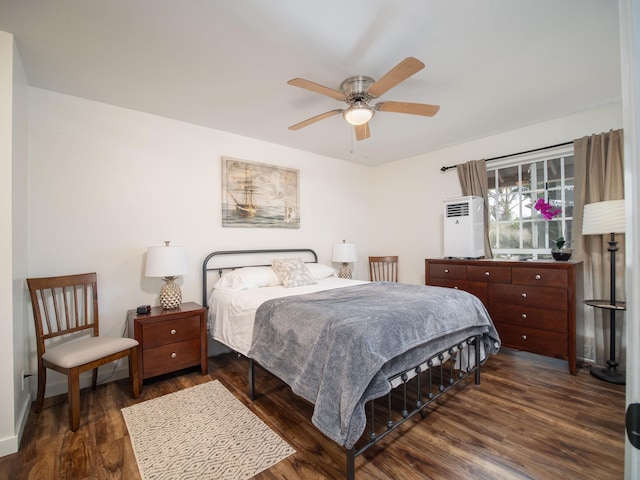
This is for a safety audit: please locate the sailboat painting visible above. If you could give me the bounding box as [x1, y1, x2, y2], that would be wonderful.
[221, 157, 300, 228]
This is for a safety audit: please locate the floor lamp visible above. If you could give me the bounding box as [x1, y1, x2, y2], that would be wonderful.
[582, 199, 626, 385]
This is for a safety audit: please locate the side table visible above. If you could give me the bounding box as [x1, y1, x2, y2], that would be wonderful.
[584, 299, 626, 385]
[127, 302, 208, 389]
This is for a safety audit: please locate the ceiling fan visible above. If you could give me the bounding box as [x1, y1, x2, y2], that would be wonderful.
[287, 57, 440, 141]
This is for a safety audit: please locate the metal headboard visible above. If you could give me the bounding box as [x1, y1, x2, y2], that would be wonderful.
[201, 248, 318, 307]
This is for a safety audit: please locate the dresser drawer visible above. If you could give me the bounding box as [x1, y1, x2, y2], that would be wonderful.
[489, 283, 567, 311]
[512, 266, 568, 288]
[429, 279, 488, 305]
[467, 265, 511, 283]
[142, 315, 201, 348]
[142, 338, 201, 377]
[495, 323, 568, 360]
[490, 303, 567, 333]
[429, 263, 467, 280]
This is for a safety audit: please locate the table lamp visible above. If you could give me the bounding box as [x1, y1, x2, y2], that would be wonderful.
[582, 199, 626, 384]
[332, 240, 357, 279]
[145, 241, 188, 309]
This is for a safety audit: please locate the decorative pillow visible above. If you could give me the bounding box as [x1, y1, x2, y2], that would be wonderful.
[272, 258, 317, 288]
[305, 263, 337, 280]
[213, 266, 282, 291]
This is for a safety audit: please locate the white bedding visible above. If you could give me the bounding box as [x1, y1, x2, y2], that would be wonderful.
[208, 277, 367, 356]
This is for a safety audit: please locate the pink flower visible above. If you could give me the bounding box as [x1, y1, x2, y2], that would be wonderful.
[534, 198, 561, 220]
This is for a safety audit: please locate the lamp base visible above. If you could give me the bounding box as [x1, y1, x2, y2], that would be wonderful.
[159, 277, 182, 309]
[338, 263, 352, 279]
[590, 367, 625, 385]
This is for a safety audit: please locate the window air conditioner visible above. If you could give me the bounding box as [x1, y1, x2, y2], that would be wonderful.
[443, 196, 485, 258]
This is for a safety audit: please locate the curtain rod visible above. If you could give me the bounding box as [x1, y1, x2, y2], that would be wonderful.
[440, 140, 574, 172]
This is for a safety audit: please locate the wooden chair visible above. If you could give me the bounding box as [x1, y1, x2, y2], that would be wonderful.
[369, 256, 399, 282]
[27, 272, 140, 431]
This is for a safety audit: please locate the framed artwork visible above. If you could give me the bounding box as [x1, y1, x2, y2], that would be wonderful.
[221, 157, 300, 228]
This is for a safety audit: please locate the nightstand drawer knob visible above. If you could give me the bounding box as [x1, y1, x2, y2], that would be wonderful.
[170, 329, 177, 335]
[521, 293, 527, 298]
[444, 269, 449, 273]
[535, 274, 541, 280]
[522, 313, 527, 319]
[522, 335, 527, 340]
[171, 352, 177, 358]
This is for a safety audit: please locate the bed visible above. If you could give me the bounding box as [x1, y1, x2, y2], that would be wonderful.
[202, 248, 500, 479]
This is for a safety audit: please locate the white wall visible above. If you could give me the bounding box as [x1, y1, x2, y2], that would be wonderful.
[27, 88, 373, 393]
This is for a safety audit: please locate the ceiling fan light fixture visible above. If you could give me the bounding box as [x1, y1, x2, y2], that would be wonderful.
[343, 102, 374, 126]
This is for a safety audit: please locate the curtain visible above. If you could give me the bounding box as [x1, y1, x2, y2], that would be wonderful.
[572, 129, 625, 367]
[457, 159, 493, 259]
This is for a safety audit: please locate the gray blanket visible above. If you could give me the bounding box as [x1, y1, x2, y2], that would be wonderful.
[248, 282, 500, 449]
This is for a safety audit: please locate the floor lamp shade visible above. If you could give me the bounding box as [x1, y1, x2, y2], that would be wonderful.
[145, 242, 188, 309]
[333, 241, 357, 279]
[582, 199, 626, 235]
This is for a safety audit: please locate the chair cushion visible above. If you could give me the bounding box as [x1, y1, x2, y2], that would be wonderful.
[42, 336, 139, 369]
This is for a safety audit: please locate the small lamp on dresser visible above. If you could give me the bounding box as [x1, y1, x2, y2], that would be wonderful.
[145, 241, 188, 309]
[582, 199, 626, 384]
[332, 240, 357, 279]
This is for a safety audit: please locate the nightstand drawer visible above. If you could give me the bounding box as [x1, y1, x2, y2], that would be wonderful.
[142, 338, 201, 377]
[141, 315, 201, 348]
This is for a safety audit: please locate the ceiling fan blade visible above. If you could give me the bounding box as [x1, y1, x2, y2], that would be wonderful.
[367, 57, 425, 98]
[288, 109, 343, 131]
[355, 122, 370, 141]
[287, 78, 346, 101]
[376, 101, 440, 116]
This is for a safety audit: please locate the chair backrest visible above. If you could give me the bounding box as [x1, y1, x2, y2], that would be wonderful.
[27, 273, 100, 355]
[369, 256, 399, 282]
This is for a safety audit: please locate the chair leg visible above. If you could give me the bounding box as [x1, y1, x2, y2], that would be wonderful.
[34, 362, 46, 414]
[129, 348, 140, 398]
[68, 368, 81, 431]
[91, 368, 98, 390]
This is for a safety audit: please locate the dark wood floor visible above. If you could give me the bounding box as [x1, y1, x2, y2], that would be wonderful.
[0, 349, 626, 479]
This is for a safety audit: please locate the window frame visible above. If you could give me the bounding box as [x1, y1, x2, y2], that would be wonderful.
[487, 144, 575, 260]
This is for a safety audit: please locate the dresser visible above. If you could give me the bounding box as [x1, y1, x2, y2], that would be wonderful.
[127, 302, 208, 389]
[425, 259, 582, 374]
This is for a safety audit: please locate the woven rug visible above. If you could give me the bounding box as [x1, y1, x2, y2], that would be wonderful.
[121, 380, 295, 480]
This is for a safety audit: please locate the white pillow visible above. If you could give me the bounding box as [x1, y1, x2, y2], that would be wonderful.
[272, 258, 317, 288]
[213, 266, 282, 291]
[305, 263, 337, 280]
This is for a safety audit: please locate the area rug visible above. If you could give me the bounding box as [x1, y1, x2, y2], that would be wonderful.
[121, 380, 295, 480]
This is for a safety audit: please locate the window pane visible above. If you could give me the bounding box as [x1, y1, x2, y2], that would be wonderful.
[547, 158, 562, 189]
[498, 166, 518, 189]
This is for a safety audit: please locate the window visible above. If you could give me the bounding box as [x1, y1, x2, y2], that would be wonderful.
[487, 145, 574, 260]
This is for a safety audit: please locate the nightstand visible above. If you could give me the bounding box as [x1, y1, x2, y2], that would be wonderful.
[127, 302, 208, 389]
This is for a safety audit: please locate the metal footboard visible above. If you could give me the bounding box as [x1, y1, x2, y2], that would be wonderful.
[345, 333, 482, 479]
[249, 333, 484, 479]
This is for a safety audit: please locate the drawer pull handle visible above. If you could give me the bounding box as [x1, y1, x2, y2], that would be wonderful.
[522, 335, 527, 341]
[485, 271, 490, 276]
[522, 313, 527, 319]
[444, 269, 449, 273]
[521, 293, 527, 299]
[535, 274, 541, 280]
[454, 286, 459, 289]
[170, 329, 177, 335]
[171, 352, 177, 359]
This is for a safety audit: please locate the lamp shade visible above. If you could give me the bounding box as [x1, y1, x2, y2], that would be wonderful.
[582, 199, 626, 235]
[332, 242, 357, 263]
[145, 244, 188, 277]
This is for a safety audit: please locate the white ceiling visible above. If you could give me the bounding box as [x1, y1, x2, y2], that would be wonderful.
[0, 0, 621, 166]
